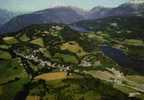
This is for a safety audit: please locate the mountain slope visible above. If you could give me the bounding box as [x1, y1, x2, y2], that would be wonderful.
[72, 16, 144, 39]
[0, 7, 86, 33]
[107, 3, 144, 17]
[0, 9, 20, 27]
[87, 7, 112, 19]
[72, 16, 144, 72]
[0, 3, 144, 34]
[88, 3, 144, 19]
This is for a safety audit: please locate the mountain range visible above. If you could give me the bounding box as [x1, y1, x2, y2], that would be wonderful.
[0, 3, 144, 33]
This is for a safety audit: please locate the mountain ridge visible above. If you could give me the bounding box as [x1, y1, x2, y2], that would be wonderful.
[0, 3, 144, 33]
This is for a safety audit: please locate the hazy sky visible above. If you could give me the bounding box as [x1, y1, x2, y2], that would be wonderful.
[0, 0, 128, 12]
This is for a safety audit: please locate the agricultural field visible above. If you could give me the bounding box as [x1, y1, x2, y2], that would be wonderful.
[34, 72, 67, 81]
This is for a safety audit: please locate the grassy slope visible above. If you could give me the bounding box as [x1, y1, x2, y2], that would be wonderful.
[0, 22, 143, 100]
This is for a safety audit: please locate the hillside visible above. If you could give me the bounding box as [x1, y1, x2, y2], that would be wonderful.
[0, 24, 144, 100]
[0, 7, 86, 33]
[73, 16, 144, 72]
[72, 16, 144, 39]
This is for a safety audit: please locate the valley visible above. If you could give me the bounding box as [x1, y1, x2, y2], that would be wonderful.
[0, 21, 143, 100]
[0, 2, 144, 100]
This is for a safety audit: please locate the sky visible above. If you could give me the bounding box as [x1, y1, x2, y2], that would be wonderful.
[0, 0, 129, 12]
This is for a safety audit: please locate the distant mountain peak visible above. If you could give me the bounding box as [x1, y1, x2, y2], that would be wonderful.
[34, 6, 87, 14]
[90, 6, 110, 12]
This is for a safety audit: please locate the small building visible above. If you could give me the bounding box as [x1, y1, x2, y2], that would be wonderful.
[79, 60, 92, 67]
